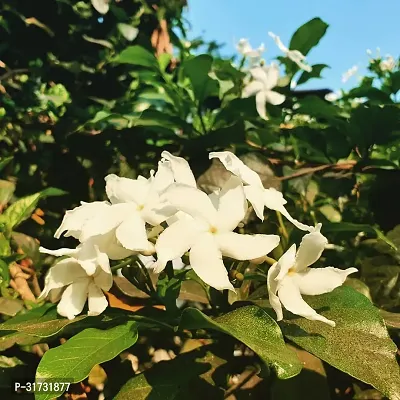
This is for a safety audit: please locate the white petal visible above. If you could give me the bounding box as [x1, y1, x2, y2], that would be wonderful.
[262, 63, 280, 90]
[267, 262, 283, 320]
[255, 91, 267, 120]
[215, 176, 247, 232]
[189, 233, 234, 291]
[79, 203, 133, 242]
[263, 189, 313, 231]
[163, 184, 217, 226]
[57, 279, 90, 320]
[91, 0, 109, 15]
[250, 67, 270, 87]
[237, 38, 251, 55]
[263, 188, 287, 208]
[138, 255, 156, 269]
[115, 212, 154, 253]
[288, 49, 306, 62]
[294, 267, 358, 296]
[150, 160, 175, 194]
[274, 244, 297, 282]
[87, 282, 108, 316]
[217, 232, 280, 260]
[105, 174, 149, 205]
[294, 224, 328, 272]
[242, 81, 263, 98]
[278, 277, 336, 327]
[264, 90, 286, 105]
[161, 151, 197, 187]
[172, 258, 185, 270]
[89, 231, 134, 260]
[268, 32, 288, 53]
[276, 205, 313, 232]
[244, 186, 265, 221]
[54, 201, 110, 239]
[154, 218, 200, 272]
[141, 202, 176, 226]
[38, 259, 86, 299]
[39, 246, 78, 257]
[209, 151, 263, 187]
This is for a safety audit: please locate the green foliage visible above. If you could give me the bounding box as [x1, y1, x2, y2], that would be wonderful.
[180, 306, 302, 379]
[35, 321, 138, 400]
[279, 287, 400, 400]
[0, 3, 399, 399]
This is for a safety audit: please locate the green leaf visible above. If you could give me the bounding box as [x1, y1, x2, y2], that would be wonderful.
[0, 259, 9, 284]
[323, 222, 397, 251]
[280, 287, 400, 399]
[0, 297, 23, 317]
[391, 70, 400, 93]
[114, 45, 158, 69]
[289, 17, 329, 56]
[179, 305, 302, 379]
[1, 188, 66, 231]
[297, 64, 330, 85]
[183, 54, 219, 103]
[115, 345, 226, 400]
[157, 269, 187, 314]
[0, 307, 89, 338]
[296, 96, 339, 119]
[35, 321, 138, 400]
[0, 157, 13, 173]
[0, 180, 15, 207]
[11, 232, 40, 266]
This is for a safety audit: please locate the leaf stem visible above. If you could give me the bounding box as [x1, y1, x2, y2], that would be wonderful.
[276, 211, 289, 242]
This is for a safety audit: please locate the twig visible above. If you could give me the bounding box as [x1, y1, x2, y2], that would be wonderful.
[0, 68, 29, 81]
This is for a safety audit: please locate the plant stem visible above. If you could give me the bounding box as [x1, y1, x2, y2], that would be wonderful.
[110, 257, 135, 272]
[276, 210, 289, 242]
[136, 256, 156, 294]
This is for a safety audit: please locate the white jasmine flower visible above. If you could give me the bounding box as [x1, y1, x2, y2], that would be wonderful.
[209, 151, 312, 231]
[242, 64, 286, 119]
[380, 55, 396, 72]
[342, 65, 358, 83]
[55, 163, 175, 258]
[237, 38, 265, 66]
[154, 177, 280, 291]
[39, 242, 112, 319]
[268, 32, 312, 72]
[267, 225, 357, 326]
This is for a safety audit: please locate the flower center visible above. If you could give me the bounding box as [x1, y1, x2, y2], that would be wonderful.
[137, 204, 144, 211]
[209, 226, 218, 234]
[287, 267, 296, 276]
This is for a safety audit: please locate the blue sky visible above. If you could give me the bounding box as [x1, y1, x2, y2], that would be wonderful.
[184, 0, 400, 91]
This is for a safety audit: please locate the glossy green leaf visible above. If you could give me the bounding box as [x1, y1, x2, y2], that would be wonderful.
[297, 64, 330, 85]
[35, 321, 138, 400]
[0, 307, 89, 338]
[179, 305, 302, 379]
[183, 54, 219, 103]
[280, 287, 400, 399]
[115, 346, 226, 400]
[114, 45, 158, 69]
[289, 18, 329, 56]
